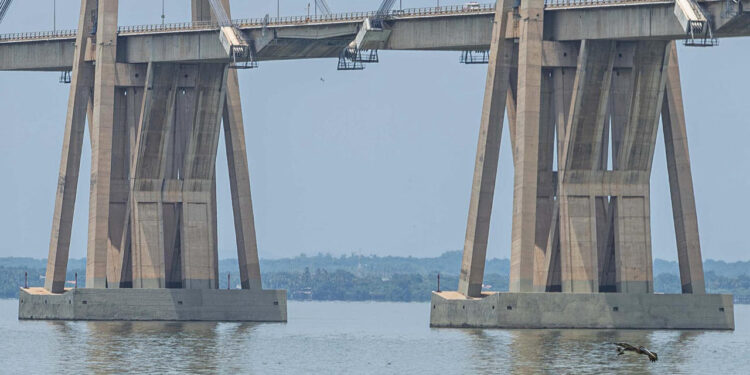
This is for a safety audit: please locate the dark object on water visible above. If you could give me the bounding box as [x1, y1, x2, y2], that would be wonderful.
[614, 342, 658, 362]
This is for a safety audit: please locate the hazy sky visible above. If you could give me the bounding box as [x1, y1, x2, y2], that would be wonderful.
[0, 0, 748, 261]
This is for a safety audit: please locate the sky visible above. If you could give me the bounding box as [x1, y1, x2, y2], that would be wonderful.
[0, 0, 748, 262]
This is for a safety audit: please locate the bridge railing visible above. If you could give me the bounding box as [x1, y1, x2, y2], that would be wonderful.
[232, 3, 496, 28]
[0, 4, 496, 42]
[544, 0, 670, 8]
[0, 29, 77, 42]
[118, 20, 218, 35]
[0, 1, 672, 43]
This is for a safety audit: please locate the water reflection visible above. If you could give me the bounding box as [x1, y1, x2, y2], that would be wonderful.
[3, 301, 746, 374]
[41, 321, 255, 374]
[460, 327, 711, 374]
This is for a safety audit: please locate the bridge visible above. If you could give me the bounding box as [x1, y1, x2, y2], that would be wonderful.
[6, 0, 746, 327]
[3, 1, 749, 71]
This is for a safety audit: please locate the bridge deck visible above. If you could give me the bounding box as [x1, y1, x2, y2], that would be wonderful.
[0, 0, 747, 72]
[0, 1, 674, 44]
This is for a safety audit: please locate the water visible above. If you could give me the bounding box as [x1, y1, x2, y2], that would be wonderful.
[0, 299, 747, 374]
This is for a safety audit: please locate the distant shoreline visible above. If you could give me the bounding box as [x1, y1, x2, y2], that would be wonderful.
[2, 251, 749, 302]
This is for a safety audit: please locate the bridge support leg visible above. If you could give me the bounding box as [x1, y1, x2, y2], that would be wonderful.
[662, 42, 706, 294]
[106, 85, 141, 288]
[224, 71, 263, 290]
[532, 70, 556, 292]
[191, 0, 263, 290]
[537, 66, 576, 293]
[558, 40, 616, 293]
[180, 64, 227, 289]
[87, 0, 119, 289]
[44, 0, 97, 293]
[130, 63, 178, 288]
[457, 0, 514, 297]
[510, 0, 545, 293]
[613, 40, 671, 293]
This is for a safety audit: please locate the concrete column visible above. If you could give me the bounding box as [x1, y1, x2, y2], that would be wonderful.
[542, 202, 561, 291]
[44, 0, 97, 293]
[130, 63, 179, 288]
[507, 45, 519, 161]
[558, 40, 616, 293]
[191, 0, 261, 290]
[106, 86, 142, 288]
[596, 196, 617, 292]
[559, 195, 599, 292]
[661, 42, 706, 294]
[613, 195, 653, 293]
[539, 66, 576, 293]
[457, 0, 514, 297]
[553, 66, 576, 165]
[559, 41, 616, 174]
[181, 64, 228, 289]
[616, 41, 670, 172]
[609, 68, 632, 170]
[532, 71, 556, 292]
[162, 201, 182, 288]
[160, 65, 201, 288]
[598, 62, 634, 292]
[223, 74, 263, 290]
[192, 0, 214, 22]
[86, 0, 119, 289]
[509, 0, 545, 293]
[613, 40, 671, 294]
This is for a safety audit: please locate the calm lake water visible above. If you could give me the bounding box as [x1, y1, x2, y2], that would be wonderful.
[0, 299, 747, 374]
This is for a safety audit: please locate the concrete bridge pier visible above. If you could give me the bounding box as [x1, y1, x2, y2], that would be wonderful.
[21, 0, 285, 322]
[437, 1, 732, 330]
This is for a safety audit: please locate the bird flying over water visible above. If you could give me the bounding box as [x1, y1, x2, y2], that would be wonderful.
[614, 342, 658, 362]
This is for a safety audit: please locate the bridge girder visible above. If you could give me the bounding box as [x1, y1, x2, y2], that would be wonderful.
[2, 1, 750, 72]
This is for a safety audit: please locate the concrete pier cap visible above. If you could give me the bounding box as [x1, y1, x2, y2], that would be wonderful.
[18, 287, 287, 322]
[429, 291, 734, 330]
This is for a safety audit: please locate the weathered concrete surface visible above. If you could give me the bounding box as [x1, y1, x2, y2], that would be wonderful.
[430, 291, 734, 330]
[18, 288, 287, 322]
[30, 0, 277, 323]
[3, 1, 750, 71]
[458, 0, 513, 298]
[44, 0, 97, 293]
[509, 0, 545, 293]
[662, 42, 705, 295]
[87, 0, 119, 289]
[557, 40, 616, 293]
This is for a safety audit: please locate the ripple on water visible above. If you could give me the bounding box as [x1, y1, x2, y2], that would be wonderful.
[0, 300, 746, 374]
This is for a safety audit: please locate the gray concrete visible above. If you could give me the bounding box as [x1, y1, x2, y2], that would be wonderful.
[448, 0, 729, 328]
[3, 1, 750, 71]
[195, 0, 264, 292]
[21, 0, 285, 321]
[458, 0, 513, 298]
[430, 291, 734, 330]
[662, 42, 706, 295]
[509, 0, 545, 293]
[44, 0, 96, 293]
[19, 288, 286, 322]
[87, 0, 119, 289]
[5, 0, 744, 327]
[557, 40, 616, 293]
